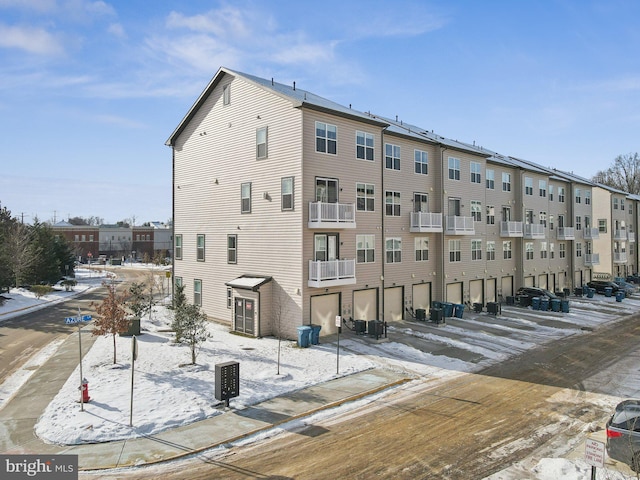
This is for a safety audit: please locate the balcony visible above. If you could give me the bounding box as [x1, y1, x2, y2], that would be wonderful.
[523, 224, 545, 239]
[584, 253, 600, 266]
[308, 259, 356, 287]
[614, 229, 627, 241]
[614, 252, 628, 263]
[444, 216, 475, 235]
[500, 221, 523, 237]
[583, 228, 599, 240]
[410, 212, 443, 233]
[557, 227, 575, 240]
[308, 202, 356, 229]
[628, 232, 636, 243]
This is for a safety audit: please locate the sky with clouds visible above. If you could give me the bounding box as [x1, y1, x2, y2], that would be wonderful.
[1, 0, 639, 224]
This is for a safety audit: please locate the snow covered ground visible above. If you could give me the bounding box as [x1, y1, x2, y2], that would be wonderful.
[2, 266, 640, 479]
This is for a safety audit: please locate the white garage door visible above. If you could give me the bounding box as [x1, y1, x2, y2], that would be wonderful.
[311, 293, 339, 335]
[538, 274, 548, 290]
[486, 278, 497, 303]
[446, 282, 463, 304]
[412, 283, 431, 310]
[501, 276, 513, 297]
[384, 286, 403, 321]
[353, 289, 377, 321]
[469, 279, 483, 305]
[524, 276, 535, 287]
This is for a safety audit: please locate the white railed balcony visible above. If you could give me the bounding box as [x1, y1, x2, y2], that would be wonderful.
[500, 221, 523, 237]
[614, 252, 628, 263]
[523, 224, 545, 239]
[410, 212, 443, 233]
[614, 229, 627, 241]
[583, 228, 600, 240]
[445, 216, 475, 235]
[628, 232, 636, 243]
[308, 259, 356, 288]
[308, 202, 356, 229]
[557, 227, 575, 240]
[584, 253, 600, 265]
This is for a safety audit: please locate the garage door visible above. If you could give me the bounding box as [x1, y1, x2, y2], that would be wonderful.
[311, 293, 339, 335]
[574, 270, 583, 287]
[585, 270, 592, 283]
[412, 283, 431, 310]
[501, 276, 513, 297]
[550, 273, 556, 292]
[524, 276, 535, 287]
[353, 288, 377, 321]
[384, 286, 403, 321]
[486, 278, 497, 303]
[538, 274, 548, 290]
[446, 282, 463, 304]
[469, 279, 483, 305]
[559, 272, 567, 289]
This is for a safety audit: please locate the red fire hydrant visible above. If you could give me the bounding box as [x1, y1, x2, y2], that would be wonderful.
[79, 378, 91, 403]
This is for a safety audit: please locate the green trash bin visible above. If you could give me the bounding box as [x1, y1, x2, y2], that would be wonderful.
[454, 304, 465, 318]
[551, 298, 561, 312]
[442, 302, 454, 317]
[297, 326, 311, 348]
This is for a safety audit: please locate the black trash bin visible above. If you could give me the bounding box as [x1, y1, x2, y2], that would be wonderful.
[354, 319, 366, 335]
[368, 320, 384, 339]
[487, 302, 501, 315]
[430, 308, 444, 324]
[415, 308, 426, 321]
[506, 296, 515, 306]
[473, 302, 483, 313]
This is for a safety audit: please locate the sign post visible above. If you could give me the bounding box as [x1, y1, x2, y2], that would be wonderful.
[130, 335, 138, 426]
[585, 438, 605, 480]
[65, 309, 92, 411]
[335, 315, 341, 374]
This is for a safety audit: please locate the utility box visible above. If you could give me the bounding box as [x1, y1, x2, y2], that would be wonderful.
[215, 361, 240, 407]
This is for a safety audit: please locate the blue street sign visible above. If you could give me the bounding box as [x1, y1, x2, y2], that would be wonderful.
[65, 317, 79, 324]
[81, 315, 92, 322]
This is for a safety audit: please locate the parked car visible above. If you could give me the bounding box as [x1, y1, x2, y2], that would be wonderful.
[515, 287, 558, 303]
[606, 399, 640, 471]
[614, 279, 638, 296]
[587, 280, 620, 295]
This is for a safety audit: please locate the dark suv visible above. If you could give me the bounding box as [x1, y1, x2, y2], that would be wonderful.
[587, 280, 620, 295]
[606, 399, 640, 471]
[515, 286, 558, 302]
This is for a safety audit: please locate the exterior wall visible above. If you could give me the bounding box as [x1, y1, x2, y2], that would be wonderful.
[52, 226, 99, 261]
[153, 228, 173, 257]
[592, 186, 612, 276]
[547, 178, 573, 289]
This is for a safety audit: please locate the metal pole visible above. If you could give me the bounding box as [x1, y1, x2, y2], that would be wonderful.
[129, 352, 134, 426]
[78, 307, 84, 412]
[336, 328, 340, 374]
[591, 466, 596, 480]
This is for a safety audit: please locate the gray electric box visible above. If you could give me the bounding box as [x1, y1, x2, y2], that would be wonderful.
[215, 361, 240, 407]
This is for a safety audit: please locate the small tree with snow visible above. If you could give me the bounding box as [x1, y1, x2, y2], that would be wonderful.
[172, 303, 210, 365]
[92, 282, 130, 364]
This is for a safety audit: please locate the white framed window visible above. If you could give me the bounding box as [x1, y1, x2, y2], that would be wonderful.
[385, 190, 401, 216]
[357, 234, 375, 263]
[175, 235, 182, 260]
[227, 288, 232, 309]
[525, 241, 534, 260]
[486, 205, 495, 225]
[414, 149, 428, 175]
[256, 127, 268, 159]
[540, 241, 548, 259]
[503, 240, 512, 259]
[575, 188, 581, 204]
[415, 237, 429, 261]
[470, 162, 481, 184]
[228, 234, 237, 264]
[502, 172, 511, 192]
[281, 177, 294, 211]
[194, 279, 202, 306]
[471, 200, 482, 222]
[316, 121, 337, 154]
[576, 242, 582, 258]
[356, 183, 375, 212]
[223, 84, 230, 105]
[385, 143, 401, 170]
[356, 131, 374, 161]
[598, 219, 607, 233]
[448, 157, 461, 180]
[486, 241, 496, 260]
[196, 234, 205, 262]
[539, 180, 547, 197]
[549, 185, 554, 201]
[539, 211, 547, 227]
[558, 187, 565, 202]
[585, 190, 591, 205]
[550, 242, 555, 259]
[559, 242, 566, 259]
[525, 177, 533, 195]
[471, 239, 482, 260]
[385, 237, 402, 263]
[414, 193, 429, 212]
[486, 169, 495, 189]
[241, 182, 251, 213]
[621, 199, 625, 211]
[575, 216, 582, 230]
[449, 239, 461, 262]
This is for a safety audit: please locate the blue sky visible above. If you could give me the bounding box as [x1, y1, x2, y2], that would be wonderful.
[1, 0, 639, 224]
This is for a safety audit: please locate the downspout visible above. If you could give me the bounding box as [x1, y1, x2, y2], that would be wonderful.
[171, 146, 175, 300]
[567, 182, 576, 287]
[440, 146, 447, 301]
[380, 128, 386, 322]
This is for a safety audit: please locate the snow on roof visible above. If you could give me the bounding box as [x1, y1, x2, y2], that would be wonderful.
[225, 275, 273, 291]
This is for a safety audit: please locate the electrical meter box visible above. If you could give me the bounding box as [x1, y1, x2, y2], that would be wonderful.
[215, 361, 240, 407]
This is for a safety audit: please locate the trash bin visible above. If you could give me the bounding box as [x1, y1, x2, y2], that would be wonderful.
[551, 298, 561, 312]
[442, 302, 454, 317]
[487, 302, 501, 315]
[473, 302, 483, 313]
[540, 297, 550, 311]
[430, 308, 444, 324]
[574, 287, 583, 296]
[454, 304, 465, 318]
[531, 297, 541, 310]
[563, 288, 571, 298]
[518, 295, 531, 307]
[368, 320, 384, 339]
[586, 287, 595, 299]
[431, 301, 442, 310]
[561, 299, 570, 313]
[604, 286, 613, 297]
[354, 319, 366, 335]
[310, 324, 322, 345]
[415, 308, 427, 321]
[506, 296, 515, 306]
[616, 290, 624, 302]
[296, 326, 311, 348]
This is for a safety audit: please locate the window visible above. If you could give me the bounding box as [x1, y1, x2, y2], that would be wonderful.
[256, 127, 268, 159]
[227, 234, 237, 264]
[525, 242, 534, 260]
[540, 241, 548, 259]
[559, 243, 566, 259]
[585, 190, 591, 205]
[197, 234, 205, 261]
[385, 191, 401, 216]
[539, 180, 547, 197]
[502, 172, 511, 192]
[549, 185, 554, 201]
[385, 143, 400, 170]
[414, 193, 429, 212]
[357, 234, 375, 263]
[539, 211, 547, 227]
[486, 205, 495, 225]
[585, 216, 591, 229]
[194, 279, 202, 306]
[175, 235, 182, 260]
[558, 187, 565, 203]
[449, 239, 461, 262]
[471, 200, 482, 222]
[316, 121, 337, 154]
[486, 169, 495, 189]
[471, 239, 482, 260]
[356, 183, 375, 212]
[356, 131, 374, 161]
[241, 182, 251, 213]
[525, 177, 533, 195]
[385, 237, 402, 263]
[575, 188, 581, 204]
[281, 177, 294, 210]
[503, 241, 512, 259]
[550, 215, 554, 230]
[175, 276, 183, 288]
[550, 242, 555, 259]
[227, 288, 232, 309]
[448, 157, 461, 180]
[486, 241, 496, 260]
[470, 162, 481, 184]
[575, 216, 582, 231]
[576, 242, 582, 258]
[414, 150, 428, 174]
[621, 199, 625, 211]
[415, 237, 429, 261]
[598, 219, 607, 233]
[74, 235, 79, 241]
[223, 84, 230, 105]
[525, 209, 534, 224]
[89, 235, 94, 241]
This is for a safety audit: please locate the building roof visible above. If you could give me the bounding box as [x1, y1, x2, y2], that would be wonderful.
[225, 275, 273, 291]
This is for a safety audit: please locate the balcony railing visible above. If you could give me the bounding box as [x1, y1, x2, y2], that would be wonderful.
[614, 229, 627, 241]
[308, 259, 356, 287]
[628, 232, 636, 243]
[308, 202, 356, 229]
[614, 252, 628, 263]
[410, 212, 443, 233]
[523, 224, 545, 239]
[557, 227, 575, 240]
[445, 216, 475, 235]
[584, 253, 600, 265]
[500, 221, 523, 237]
[583, 228, 599, 240]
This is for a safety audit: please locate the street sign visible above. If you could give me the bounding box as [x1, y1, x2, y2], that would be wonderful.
[81, 315, 92, 322]
[585, 438, 605, 468]
[65, 317, 79, 324]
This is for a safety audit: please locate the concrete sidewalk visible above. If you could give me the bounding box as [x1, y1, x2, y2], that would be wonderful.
[0, 330, 409, 470]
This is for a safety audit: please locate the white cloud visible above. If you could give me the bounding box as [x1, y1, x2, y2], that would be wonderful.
[107, 22, 126, 39]
[0, 24, 64, 55]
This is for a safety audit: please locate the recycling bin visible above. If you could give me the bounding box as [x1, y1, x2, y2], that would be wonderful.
[454, 304, 465, 319]
[540, 297, 550, 311]
[430, 308, 444, 324]
[531, 297, 541, 310]
[561, 299, 570, 313]
[415, 308, 427, 321]
[551, 298, 561, 312]
[310, 324, 322, 345]
[431, 301, 442, 310]
[473, 302, 483, 313]
[604, 287, 613, 297]
[586, 287, 595, 299]
[442, 302, 454, 318]
[616, 290, 624, 302]
[297, 326, 311, 348]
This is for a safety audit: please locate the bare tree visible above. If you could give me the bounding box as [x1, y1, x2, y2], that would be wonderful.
[5, 222, 39, 287]
[92, 282, 130, 364]
[593, 152, 640, 194]
[272, 284, 292, 375]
